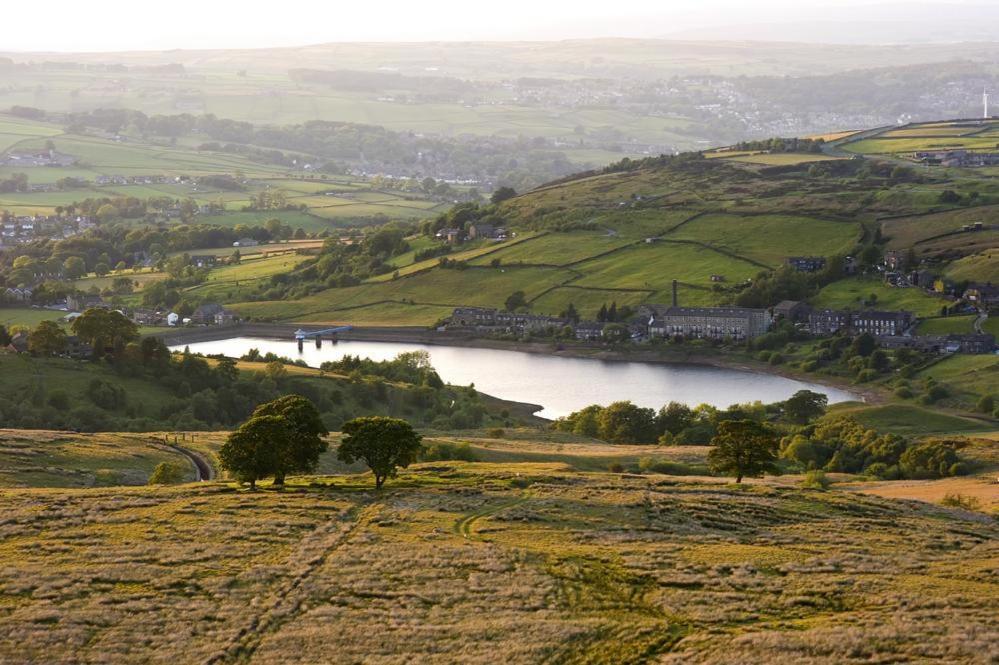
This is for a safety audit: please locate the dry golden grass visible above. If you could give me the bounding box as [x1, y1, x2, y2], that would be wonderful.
[0, 457, 996, 664]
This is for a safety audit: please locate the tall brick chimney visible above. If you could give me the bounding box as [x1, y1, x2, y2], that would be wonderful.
[671, 279, 678, 307]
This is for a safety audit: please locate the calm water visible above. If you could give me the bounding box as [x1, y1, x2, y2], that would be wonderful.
[171, 337, 859, 419]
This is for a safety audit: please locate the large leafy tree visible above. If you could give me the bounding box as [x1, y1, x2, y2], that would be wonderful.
[782, 390, 828, 425]
[218, 415, 289, 490]
[708, 420, 780, 484]
[28, 320, 67, 356]
[71, 308, 139, 357]
[337, 417, 423, 489]
[596, 401, 658, 444]
[252, 395, 329, 485]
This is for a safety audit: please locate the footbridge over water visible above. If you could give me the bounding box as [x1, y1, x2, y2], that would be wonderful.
[294, 326, 352, 351]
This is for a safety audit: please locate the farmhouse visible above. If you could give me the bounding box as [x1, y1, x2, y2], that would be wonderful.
[643, 305, 771, 340]
[467, 223, 500, 240]
[190, 255, 218, 268]
[773, 300, 811, 323]
[448, 307, 567, 334]
[191, 303, 226, 325]
[66, 294, 105, 312]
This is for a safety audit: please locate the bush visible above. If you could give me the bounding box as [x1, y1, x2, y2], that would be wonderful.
[894, 387, 913, 399]
[486, 428, 505, 438]
[801, 469, 830, 490]
[420, 441, 478, 462]
[977, 394, 995, 414]
[899, 440, 960, 479]
[940, 493, 981, 511]
[148, 462, 188, 485]
[855, 369, 878, 383]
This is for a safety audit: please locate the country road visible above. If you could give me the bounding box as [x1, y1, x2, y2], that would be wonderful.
[169, 444, 215, 481]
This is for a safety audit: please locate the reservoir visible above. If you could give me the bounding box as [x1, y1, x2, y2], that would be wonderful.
[171, 337, 859, 419]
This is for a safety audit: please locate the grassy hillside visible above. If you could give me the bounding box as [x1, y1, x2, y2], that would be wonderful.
[226, 151, 992, 324]
[0, 458, 996, 663]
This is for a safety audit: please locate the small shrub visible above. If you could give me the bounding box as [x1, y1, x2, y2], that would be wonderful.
[608, 462, 625, 473]
[801, 469, 830, 490]
[421, 441, 478, 462]
[940, 493, 981, 511]
[486, 428, 505, 438]
[148, 462, 188, 485]
[894, 387, 913, 399]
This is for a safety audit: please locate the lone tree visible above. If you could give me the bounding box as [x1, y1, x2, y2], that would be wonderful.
[218, 414, 288, 490]
[251, 394, 329, 486]
[782, 390, 828, 424]
[708, 420, 780, 484]
[337, 416, 423, 489]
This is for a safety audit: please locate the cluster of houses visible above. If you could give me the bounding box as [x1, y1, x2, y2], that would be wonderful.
[0, 215, 96, 246]
[18, 295, 242, 330]
[94, 175, 173, 186]
[434, 223, 509, 245]
[447, 275, 996, 355]
[913, 150, 999, 167]
[3, 329, 94, 359]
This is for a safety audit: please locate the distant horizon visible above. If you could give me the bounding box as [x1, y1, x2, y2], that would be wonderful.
[3, 0, 999, 53]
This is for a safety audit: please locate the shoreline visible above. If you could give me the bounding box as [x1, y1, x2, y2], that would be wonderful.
[154, 323, 878, 405]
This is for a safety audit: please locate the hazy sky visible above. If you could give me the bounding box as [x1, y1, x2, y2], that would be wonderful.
[0, 0, 990, 51]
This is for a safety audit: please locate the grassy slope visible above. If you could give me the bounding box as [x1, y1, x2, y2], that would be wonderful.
[0, 430, 197, 487]
[0, 460, 996, 663]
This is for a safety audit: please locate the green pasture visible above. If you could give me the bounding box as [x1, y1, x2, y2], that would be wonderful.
[810, 277, 946, 317]
[830, 403, 992, 436]
[668, 213, 861, 267]
[916, 315, 977, 335]
[570, 241, 759, 291]
[467, 231, 630, 267]
[0, 307, 68, 329]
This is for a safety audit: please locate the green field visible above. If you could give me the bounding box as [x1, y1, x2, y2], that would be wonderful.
[917, 354, 999, 407]
[810, 277, 946, 317]
[916, 315, 977, 335]
[830, 403, 993, 435]
[945, 251, 999, 283]
[669, 213, 861, 267]
[467, 230, 631, 267]
[0, 307, 69, 329]
[571, 241, 759, 292]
